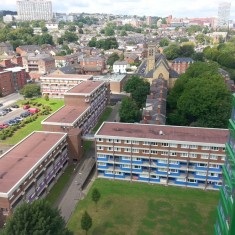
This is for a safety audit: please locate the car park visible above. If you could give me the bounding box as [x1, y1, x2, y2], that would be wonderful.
[3, 108, 12, 113]
[0, 103, 3, 107]
[15, 116, 23, 121]
[20, 111, 31, 118]
[23, 105, 30, 110]
[7, 120, 17, 126]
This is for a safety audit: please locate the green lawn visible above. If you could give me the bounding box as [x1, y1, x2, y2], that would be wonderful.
[67, 179, 219, 235]
[3, 98, 64, 145]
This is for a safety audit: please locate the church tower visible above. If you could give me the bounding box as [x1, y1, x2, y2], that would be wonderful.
[146, 44, 156, 73]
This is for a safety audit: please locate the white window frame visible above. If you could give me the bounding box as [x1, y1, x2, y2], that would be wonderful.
[114, 147, 121, 152]
[181, 152, 188, 157]
[196, 171, 206, 176]
[122, 156, 131, 160]
[190, 145, 198, 149]
[133, 148, 140, 153]
[201, 154, 209, 159]
[124, 148, 131, 153]
[97, 146, 104, 150]
[97, 138, 103, 142]
[201, 146, 210, 150]
[132, 140, 139, 145]
[210, 155, 218, 160]
[161, 151, 168, 156]
[122, 164, 131, 168]
[161, 143, 169, 147]
[189, 153, 197, 158]
[170, 152, 177, 156]
[158, 159, 167, 164]
[211, 146, 219, 151]
[98, 162, 106, 166]
[114, 139, 121, 143]
[107, 147, 113, 151]
[181, 144, 189, 149]
[124, 140, 131, 144]
[170, 143, 178, 148]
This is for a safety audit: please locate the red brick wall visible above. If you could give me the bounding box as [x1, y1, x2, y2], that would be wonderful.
[0, 71, 14, 96]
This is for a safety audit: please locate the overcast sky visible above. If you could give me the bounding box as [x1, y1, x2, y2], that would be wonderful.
[1, 0, 235, 19]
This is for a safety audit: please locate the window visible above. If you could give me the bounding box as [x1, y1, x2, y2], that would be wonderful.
[181, 144, 189, 149]
[133, 148, 139, 153]
[158, 159, 167, 164]
[189, 153, 197, 158]
[169, 160, 178, 165]
[176, 178, 186, 182]
[133, 157, 141, 161]
[143, 141, 150, 145]
[210, 155, 218, 160]
[114, 139, 121, 143]
[143, 150, 149, 154]
[115, 171, 123, 175]
[124, 148, 131, 152]
[161, 143, 169, 147]
[181, 152, 188, 157]
[209, 164, 219, 168]
[170, 143, 178, 148]
[161, 151, 168, 156]
[107, 147, 113, 151]
[151, 150, 158, 154]
[197, 163, 207, 167]
[98, 162, 106, 166]
[190, 145, 198, 149]
[170, 152, 177, 156]
[158, 167, 167, 172]
[97, 138, 103, 142]
[123, 156, 131, 160]
[221, 156, 226, 161]
[122, 164, 130, 168]
[169, 169, 178, 173]
[133, 165, 141, 169]
[208, 173, 218, 177]
[114, 147, 121, 152]
[151, 142, 158, 146]
[201, 154, 209, 159]
[188, 179, 197, 183]
[202, 146, 210, 150]
[97, 146, 104, 150]
[106, 170, 114, 174]
[132, 140, 139, 145]
[107, 139, 113, 143]
[97, 154, 106, 158]
[196, 172, 206, 176]
[124, 140, 131, 144]
[211, 146, 219, 151]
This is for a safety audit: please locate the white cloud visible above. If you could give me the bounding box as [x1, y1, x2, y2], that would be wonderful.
[1, 0, 235, 19]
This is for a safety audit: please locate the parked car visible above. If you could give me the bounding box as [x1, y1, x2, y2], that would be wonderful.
[0, 110, 7, 116]
[15, 116, 23, 121]
[20, 111, 31, 118]
[0, 103, 3, 107]
[3, 108, 12, 113]
[7, 120, 17, 126]
[0, 123, 8, 128]
[28, 108, 40, 114]
[11, 104, 19, 108]
[23, 105, 30, 110]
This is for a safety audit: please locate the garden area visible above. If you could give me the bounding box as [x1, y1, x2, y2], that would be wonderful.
[68, 179, 219, 235]
[0, 98, 64, 144]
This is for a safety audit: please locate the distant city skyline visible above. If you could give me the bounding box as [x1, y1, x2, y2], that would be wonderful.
[1, 0, 235, 20]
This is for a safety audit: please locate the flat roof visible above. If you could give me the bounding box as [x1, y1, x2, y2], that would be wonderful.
[66, 80, 104, 95]
[93, 74, 126, 82]
[95, 122, 228, 145]
[4, 67, 24, 72]
[41, 74, 93, 80]
[42, 105, 89, 125]
[0, 131, 67, 195]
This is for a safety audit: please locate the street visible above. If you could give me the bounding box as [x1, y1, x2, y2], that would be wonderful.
[0, 108, 25, 123]
[0, 93, 23, 107]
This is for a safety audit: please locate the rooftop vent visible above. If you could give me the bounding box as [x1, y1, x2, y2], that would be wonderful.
[159, 130, 164, 135]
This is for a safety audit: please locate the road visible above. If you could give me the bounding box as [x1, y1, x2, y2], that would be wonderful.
[0, 93, 23, 107]
[0, 108, 25, 124]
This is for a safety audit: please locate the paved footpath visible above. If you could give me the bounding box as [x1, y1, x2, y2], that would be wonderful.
[56, 103, 120, 223]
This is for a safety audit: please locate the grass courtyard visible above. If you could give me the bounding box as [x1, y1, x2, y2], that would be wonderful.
[68, 179, 219, 235]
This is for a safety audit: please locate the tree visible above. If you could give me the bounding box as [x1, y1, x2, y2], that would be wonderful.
[91, 188, 101, 212]
[163, 43, 181, 60]
[120, 30, 127, 36]
[180, 43, 195, 57]
[159, 38, 170, 47]
[20, 84, 41, 98]
[124, 75, 150, 108]
[119, 97, 141, 123]
[44, 93, 49, 101]
[105, 27, 115, 36]
[41, 26, 48, 33]
[81, 211, 92, 235]
[167, 62, 232, 128]
[1, 200, 73, 235]
[107, 53, 120, 66]
[68, 25, 76, 32]
[37, 33, 54, 45]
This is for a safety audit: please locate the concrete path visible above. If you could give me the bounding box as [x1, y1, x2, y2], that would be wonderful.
[57, 103, 120, 223]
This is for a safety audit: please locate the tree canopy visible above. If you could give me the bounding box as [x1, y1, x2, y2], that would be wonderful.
[91, 188, 101, 212]
[88, 37, 118, 50]
[119, 97, 141, 123]
[81, 211, 92, 235]
[20, 84, 41, 98]
[167, 62, 232, 128]
[124, 75, 150, 108]
[0, 200, 73, 235]
[107, 53, 119, 66]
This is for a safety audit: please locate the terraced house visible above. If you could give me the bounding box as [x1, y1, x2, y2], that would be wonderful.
[95, 122, 228, 190]
[215, 95, 235, 235]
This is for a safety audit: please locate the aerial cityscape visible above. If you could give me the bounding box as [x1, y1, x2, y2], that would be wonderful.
[0, 0, 235, 235]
